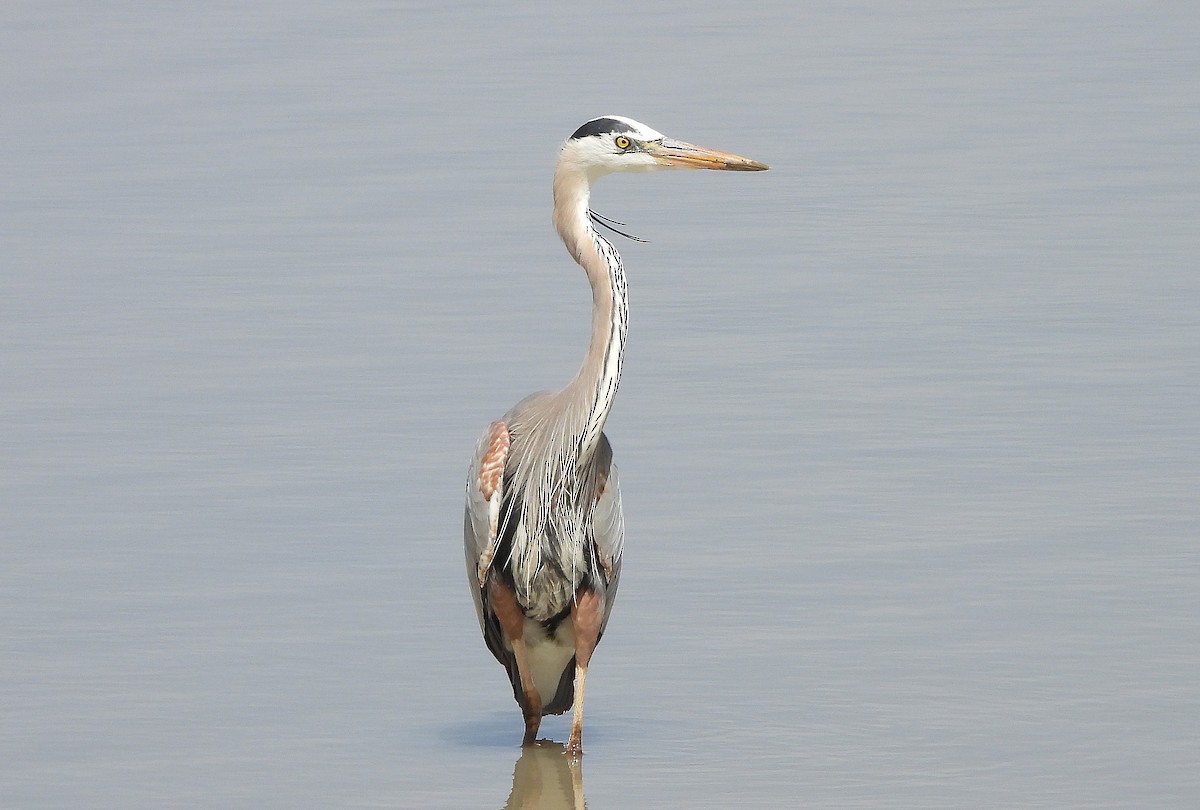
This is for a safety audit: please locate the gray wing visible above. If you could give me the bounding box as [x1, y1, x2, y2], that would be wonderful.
[465, 419, 534, 706]
[590, 432, 624, 633]
[464, 420, 510, 635]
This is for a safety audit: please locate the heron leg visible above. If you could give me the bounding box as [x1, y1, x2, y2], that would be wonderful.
[489, 579, 543, 743]
[566, 587, 603, 758]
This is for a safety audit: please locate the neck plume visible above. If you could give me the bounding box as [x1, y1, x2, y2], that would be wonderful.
[552, 164, 629, 462]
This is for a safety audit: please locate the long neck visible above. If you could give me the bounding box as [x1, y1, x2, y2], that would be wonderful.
[552, 165, 629, 461]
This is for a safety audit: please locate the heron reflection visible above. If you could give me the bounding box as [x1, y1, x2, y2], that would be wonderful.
[502, 740, 586, 810]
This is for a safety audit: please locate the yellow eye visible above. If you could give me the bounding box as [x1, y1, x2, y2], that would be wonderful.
[614, 135, 631, 150]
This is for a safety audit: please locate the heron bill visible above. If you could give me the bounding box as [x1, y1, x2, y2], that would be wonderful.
[645, 137, 769, 171]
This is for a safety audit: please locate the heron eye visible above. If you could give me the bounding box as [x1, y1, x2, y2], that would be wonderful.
[614, 135, 632, 150]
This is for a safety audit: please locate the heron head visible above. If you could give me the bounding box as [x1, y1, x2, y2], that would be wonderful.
[560, 115, 769, 181]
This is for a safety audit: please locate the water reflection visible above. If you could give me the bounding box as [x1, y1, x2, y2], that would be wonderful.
[501, 741, 586, 810]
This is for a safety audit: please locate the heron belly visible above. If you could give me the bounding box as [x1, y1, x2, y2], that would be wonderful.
[523, 614, 576, 709]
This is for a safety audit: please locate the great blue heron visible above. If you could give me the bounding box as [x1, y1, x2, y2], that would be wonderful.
[464, 116, 767, 757]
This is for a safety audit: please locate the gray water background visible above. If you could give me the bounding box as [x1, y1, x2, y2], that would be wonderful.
[2, 2, 1197, 807]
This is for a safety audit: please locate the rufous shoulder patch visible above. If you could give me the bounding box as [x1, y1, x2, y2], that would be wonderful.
[479, 420, 510, 501]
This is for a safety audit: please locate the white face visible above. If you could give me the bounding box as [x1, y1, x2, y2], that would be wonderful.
[560, 116, 668, 180]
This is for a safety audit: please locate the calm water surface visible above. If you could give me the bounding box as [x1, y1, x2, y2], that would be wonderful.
[3, 2, 1198, 808]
